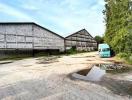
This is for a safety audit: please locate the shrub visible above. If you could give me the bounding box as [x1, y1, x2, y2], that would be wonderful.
[66, 46, 77, 54]
[117, 53, 128, 58]
[117, 53, 132, 64]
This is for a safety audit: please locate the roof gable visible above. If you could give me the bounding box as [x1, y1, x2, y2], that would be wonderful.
[65, 29, 94, 39]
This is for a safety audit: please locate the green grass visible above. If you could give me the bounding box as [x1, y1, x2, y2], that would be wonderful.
[116, 53, 132, 65]
[0, 55, 32, 61]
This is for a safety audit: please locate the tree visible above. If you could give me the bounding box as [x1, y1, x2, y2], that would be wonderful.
[94, 35, 104, 45]
[103, 0, 132, 54]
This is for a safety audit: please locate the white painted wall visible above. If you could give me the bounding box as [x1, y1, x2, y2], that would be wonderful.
[0, 24, 64, 52]
[33, 25, 64, 51]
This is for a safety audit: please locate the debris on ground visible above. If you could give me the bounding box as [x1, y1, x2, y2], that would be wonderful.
[95, 63, 132, 74]
[37, 56, 60, 64]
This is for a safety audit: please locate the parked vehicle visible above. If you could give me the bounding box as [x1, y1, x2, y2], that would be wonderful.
[98, 44, 111, 58]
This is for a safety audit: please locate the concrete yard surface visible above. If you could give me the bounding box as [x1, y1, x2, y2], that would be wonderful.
[0, 52, 132, 100]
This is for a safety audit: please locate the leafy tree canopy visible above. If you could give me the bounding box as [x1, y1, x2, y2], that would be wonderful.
[94, 35, 104, 44]
[103, 0, 132, 54]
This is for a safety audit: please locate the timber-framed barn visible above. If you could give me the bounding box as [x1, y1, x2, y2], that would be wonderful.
[65, 29, 97, 51]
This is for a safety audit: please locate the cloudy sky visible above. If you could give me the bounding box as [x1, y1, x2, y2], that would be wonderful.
[0, 0, 105, 37]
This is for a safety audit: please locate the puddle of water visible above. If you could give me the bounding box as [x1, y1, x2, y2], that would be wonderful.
[72, 63, 132, 96]
[72, 63, 131, 81]
[124, 75, 132, 81]
[86, 66, 106, 81]
[77, 69, 91, 76]
[72, 66, 106, 81]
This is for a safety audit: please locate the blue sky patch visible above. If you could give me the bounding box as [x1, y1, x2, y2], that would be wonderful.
[0, 0, 105, 37]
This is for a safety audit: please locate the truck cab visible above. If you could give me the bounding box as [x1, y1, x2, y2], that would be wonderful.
[98, 44, 111, 58]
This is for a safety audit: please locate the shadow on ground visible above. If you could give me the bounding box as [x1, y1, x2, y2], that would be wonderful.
[71, 56, 95, 58]
[98, 76, 132, 97]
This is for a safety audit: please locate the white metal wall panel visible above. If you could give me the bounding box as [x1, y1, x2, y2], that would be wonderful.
[0, 34, 4, 42]
[0, 24, 65, 51]
[16, 25, 32, 36]
[0, 24, 34, 49]
[66, 37, 71, 40]
[17, 36, 25, 42]
[26, 37, 32, 42]
[34, 37, 40, 43]
[34, 43, 43, 47]
[25, 43, 32, 48]
[65, 29, 97, 51]
[0, 25, 6, 34]
[33, 25, 64, 51]
[72, 37, 76, 40]
[82, 42, 86, 46]
[33, 26, 44, 37]
[7, 43, 17, 48]
[6, 26, 16, 35]
[16, 26, 25, 35]
[65, 40, 71, 46]
[34, 46, 44, 49]
[6, 35, 16, 42]
[72, 41, 76, 45]
[17, 43, 26, 48]
[0, 42, 5, 48]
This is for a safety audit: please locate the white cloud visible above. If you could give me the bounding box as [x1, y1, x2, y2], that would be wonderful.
[21, 5, 39, 11]
[0, 3, 36, 21]
[0, 0, 105, 37]
[46, 0, 105, 37]
[98, 0, 105, 5]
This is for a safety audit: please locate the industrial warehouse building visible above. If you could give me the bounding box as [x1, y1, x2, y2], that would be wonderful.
[0, 22, 64, 57]
[65, 29, 97, 51]
[0, 22, 97, 58]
